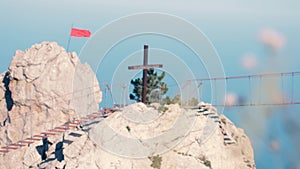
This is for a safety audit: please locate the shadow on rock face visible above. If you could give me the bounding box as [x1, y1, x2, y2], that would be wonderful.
[36, 145, 47, 161]
[55, 141, 64, 162]
[2, 72, 14, 111]
[36, 135, 65, 165]
[36, 137, 53, 161]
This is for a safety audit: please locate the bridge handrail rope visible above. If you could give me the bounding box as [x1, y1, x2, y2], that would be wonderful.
[128, 71, 300, 107]
[189, 71, 300, 82]
[212, 102, 300, 107]
[0, 71, 299, 154]
[1, 71, 299, 136]
[1, 70, 299, 118]
[248, 76, 252, 105]
[2, 71, 298, 114]
[291, 72, 295, 102]
[185, 71, 300, 107]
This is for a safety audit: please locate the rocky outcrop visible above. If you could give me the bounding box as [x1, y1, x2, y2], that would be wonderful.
[0, 42, 101, 160]
[13, 103, 255, 169]
[86, 103, 255, 169]
[0, 73, 6, 124]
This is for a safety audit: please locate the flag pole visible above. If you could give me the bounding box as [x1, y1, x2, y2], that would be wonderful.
[66, 23, 74, 52]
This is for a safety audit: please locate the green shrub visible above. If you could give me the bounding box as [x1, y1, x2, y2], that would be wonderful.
[126, 126, 131, 132]
[198, 155, 212, 169]
[204, 159, 211, 168]
[221, 118, 226, 124]
[158, 106, 168, 113]
[149, 155, 162, 169]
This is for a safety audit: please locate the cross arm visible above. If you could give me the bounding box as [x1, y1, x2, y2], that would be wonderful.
[128, 64, 163, 70]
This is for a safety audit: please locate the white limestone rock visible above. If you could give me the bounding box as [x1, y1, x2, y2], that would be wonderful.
[30, 103, 255, 169]
[0, 42, 102, 167]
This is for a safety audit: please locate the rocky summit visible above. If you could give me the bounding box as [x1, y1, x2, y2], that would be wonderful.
[0, 42, 255, 169]
[0, 42, 101, 168]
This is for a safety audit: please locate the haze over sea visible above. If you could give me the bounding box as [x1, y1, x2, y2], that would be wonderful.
[1, 1, 300, 168]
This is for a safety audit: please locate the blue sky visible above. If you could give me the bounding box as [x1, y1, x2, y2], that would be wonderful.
[1, 0, 300, 168]
[1, 0, 300, 74]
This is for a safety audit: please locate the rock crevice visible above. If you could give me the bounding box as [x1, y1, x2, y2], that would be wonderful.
[2, 72, 14, 111]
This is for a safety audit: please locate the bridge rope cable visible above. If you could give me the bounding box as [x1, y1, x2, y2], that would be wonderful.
[291, 73, 294, 102]
[4, 71, 297, 115]
[0, 72, 299, 154]
[125, 71, 300, 107]
[1, 71, 299, 121]
[21, 112, 27, 146]
[281, 73, 284, 103]
[189, 71, 300, 81]
[214, 79, 217, 104]
[30, 106, 33, 138]
[259, 76, 262, 104]
[248, 76, 252, 105]
[212, 102, 300, 107]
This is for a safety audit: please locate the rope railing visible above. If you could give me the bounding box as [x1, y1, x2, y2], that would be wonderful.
[0, 70, 299, 154]
[189, 71, 300, 82]
[212, 102, 300, 107]
[182, 71, 300, 107]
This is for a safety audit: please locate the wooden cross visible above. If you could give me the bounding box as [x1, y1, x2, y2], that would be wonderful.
[128, 45, 163, 103]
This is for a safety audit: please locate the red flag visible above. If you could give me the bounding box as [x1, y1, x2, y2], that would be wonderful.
[70, 28, 91, 37]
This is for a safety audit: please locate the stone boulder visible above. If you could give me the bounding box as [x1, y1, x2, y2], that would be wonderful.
[0, 41, 101, 153]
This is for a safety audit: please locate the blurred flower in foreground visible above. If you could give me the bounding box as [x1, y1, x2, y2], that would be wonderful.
[259, 28, 286, 50]
[224, 92, 237, 106]
[242, 53, 257, 70]
[270, 139, 280, 152]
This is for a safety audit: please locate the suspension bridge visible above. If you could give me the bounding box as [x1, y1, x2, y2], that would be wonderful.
[0, 70, 299, 156]
[185, 71, 300, 107]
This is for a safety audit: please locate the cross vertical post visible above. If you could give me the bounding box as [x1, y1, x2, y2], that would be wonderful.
[142, 45, 148, 103]
[128, 44, 163, 104]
